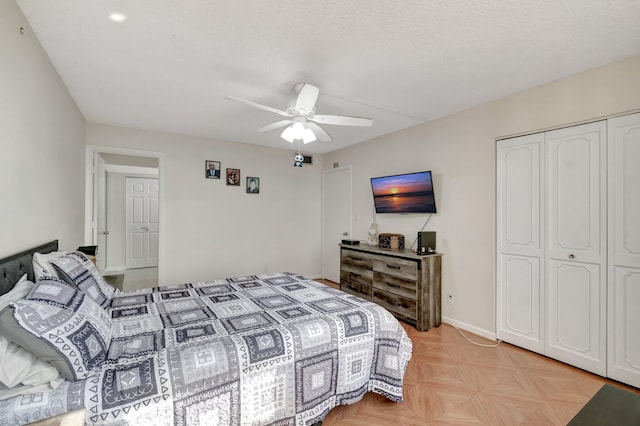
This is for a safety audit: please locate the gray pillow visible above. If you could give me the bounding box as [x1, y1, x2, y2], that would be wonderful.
[50, 252, 115, 309]
[26, 276, 82, 310]
[0, 277, 64, 387]
[0, 306, 73, 379]
[0, 291, 112, 380]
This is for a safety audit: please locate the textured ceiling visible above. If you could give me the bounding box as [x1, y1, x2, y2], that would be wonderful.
[15, 0, 640, 154]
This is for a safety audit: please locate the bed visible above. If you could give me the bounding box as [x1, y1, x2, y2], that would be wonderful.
[0, 241, 412, 425]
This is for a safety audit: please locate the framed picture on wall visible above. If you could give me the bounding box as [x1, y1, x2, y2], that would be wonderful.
[205, 160, 221, 179]
[246, 177, 260, 194]
[226, 168, 240, 186]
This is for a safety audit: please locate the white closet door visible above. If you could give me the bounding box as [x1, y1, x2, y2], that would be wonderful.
[545, 122, 607, 375]
[496, 134, 545, 352]
[607, 113, 640, 387]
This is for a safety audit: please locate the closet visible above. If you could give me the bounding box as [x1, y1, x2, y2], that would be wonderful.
[497, 112, 640, 388]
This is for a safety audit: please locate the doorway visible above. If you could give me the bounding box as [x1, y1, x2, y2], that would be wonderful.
[85, 146, 164, 288]
[322, 166, 352, 283]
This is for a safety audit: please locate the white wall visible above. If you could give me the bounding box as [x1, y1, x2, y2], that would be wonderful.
[0, 0, 85, 258]
[87, 123, 324, 285]
[324, 55, 640, 337]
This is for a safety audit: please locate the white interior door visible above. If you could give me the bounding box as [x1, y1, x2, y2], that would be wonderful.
[607, 112, 640, 387]
[126, 177, 159, 269]
[496, 133, 545, 353]
[545, 121, 607, 376]
[322, 167, 352, 283]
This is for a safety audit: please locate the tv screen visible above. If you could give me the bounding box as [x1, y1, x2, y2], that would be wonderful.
[371, 171, 437, 214]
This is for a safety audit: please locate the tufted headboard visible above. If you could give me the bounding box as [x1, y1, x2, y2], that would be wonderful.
[0, 240, 58, 296]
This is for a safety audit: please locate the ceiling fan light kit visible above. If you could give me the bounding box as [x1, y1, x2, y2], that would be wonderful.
[281, 120, 317, 144]
[227, 83, 373, 145]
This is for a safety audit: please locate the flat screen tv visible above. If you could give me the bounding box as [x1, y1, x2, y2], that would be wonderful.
[370, 171, 437, 214]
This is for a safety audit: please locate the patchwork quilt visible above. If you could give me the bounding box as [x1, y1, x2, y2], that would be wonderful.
[0, 273, 412, 425]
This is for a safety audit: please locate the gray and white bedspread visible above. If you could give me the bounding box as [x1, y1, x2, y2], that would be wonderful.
[1, 273, 412, 425]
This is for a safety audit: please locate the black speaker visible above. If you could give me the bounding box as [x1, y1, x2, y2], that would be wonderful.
[417, 231, 436, 255]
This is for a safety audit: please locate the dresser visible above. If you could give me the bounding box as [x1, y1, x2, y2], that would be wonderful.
[339, 244, 442, 331]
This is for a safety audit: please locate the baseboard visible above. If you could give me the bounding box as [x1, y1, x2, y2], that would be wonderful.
[102, 266, 126, 276]
[442, 316, 498, 341]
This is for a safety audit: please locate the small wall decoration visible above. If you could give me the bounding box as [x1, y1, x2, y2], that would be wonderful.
[226, 168, 240, 186]
[205, 160, 221, 179]
[246, 177, 260, 194]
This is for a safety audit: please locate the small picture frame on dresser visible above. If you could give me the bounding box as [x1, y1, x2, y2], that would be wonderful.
[378, 233, 405, 250]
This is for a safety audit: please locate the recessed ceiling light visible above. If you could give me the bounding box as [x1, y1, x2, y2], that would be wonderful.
[109, 12, 127, 22]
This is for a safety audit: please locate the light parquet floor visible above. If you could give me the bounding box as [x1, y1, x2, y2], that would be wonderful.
[122, 266, 158, 291]
[316, 279, 639, 426]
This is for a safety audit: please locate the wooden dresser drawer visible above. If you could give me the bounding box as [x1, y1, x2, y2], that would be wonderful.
[340, 268, 373, 286]
[341, 250, 373, 269]
[341, 280, 373, 299]
[373, 272, 416, 299]
[372, 256, 417, 280]
[373, 289, 417, 321]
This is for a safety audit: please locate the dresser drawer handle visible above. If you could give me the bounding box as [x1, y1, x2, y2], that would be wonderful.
[386, 264, 401, 270]
[386, 282, 400, 288]
[351, 272, 361, 278]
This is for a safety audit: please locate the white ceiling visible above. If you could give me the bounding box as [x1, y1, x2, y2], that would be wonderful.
[16, 0, 640, 154]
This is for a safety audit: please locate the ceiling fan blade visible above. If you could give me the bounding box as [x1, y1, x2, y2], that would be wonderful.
[306, 122, 333, 142]
[226, 95, 290, 117]
[311, 114, 373, 127]
[257, 120, 292, 133]
[295, 84, 320, 113]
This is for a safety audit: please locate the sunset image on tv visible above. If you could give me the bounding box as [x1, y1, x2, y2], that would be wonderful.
[371, 171, 436, 213]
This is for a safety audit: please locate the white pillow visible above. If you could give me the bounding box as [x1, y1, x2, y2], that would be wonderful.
[0, 336, 62, 390]
[32, 251, 67, 280]
[0, 278, 34, 311]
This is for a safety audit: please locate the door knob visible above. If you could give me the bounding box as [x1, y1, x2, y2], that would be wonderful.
[342, 232, 348, 236]
[141, 227, 149, 231]
[568, 254, 575, 259]
[102, 230, 109, 235]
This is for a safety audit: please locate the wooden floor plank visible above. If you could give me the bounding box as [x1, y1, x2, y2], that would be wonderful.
[316, 279, 639, 425]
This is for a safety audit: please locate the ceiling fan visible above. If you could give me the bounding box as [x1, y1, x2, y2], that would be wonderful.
[226, 83, 373, 144]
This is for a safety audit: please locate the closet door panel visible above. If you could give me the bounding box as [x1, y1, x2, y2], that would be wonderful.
[607, 112, 640, 387]
[498, 139, 542, 254]
[609, 268, 640, 386]
[497, 134, 544, 352]
[499, 254, 542, 349]
[547, 259, 605, 375]
[546, 122, 606, 264]
[545, 122, 606, 375]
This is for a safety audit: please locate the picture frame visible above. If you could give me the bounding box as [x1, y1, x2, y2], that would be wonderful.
[246, 177, 260, 194]
[226, 168, 240, 186]
[205, 160, 221, 179]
